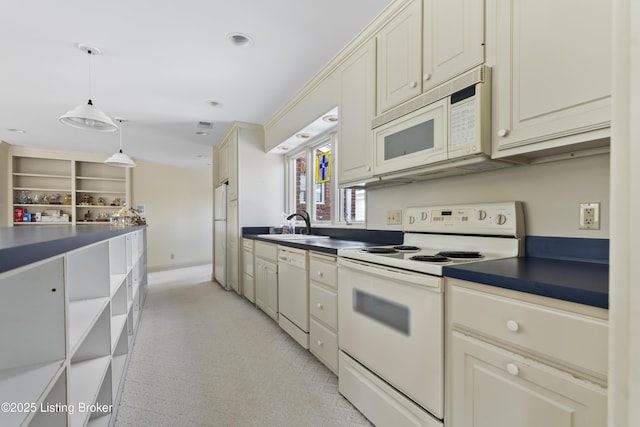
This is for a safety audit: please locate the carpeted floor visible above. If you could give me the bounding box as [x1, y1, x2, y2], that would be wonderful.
[114, 265, 372, 427]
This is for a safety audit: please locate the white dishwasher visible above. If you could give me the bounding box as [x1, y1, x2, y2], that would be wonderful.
[277, 247, 309, 349]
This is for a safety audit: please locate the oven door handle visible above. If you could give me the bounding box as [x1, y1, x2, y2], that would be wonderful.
[338, 258, 442, 291]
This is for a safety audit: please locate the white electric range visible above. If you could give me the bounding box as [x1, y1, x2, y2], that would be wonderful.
[338, 201, 525, 275]
[337, 202, 525, 427]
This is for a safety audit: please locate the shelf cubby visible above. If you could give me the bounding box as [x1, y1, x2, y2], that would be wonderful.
[0, 257, 66, 371]
[69, 356, 111, 427]
[28, 367, 68, 427]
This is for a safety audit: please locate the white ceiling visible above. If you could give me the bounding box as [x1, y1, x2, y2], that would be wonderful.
[0, 0, 393, 171]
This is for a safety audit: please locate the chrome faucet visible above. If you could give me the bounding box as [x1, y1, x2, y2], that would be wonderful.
[286, 210, 311, 235]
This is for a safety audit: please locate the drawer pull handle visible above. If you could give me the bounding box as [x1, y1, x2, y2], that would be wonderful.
[317, 303, 323, 310]
[317, 271, 324, 277]
[317, 340, 323, 347]
[506, 363, 520, 376]
[506, 320, 520, 332]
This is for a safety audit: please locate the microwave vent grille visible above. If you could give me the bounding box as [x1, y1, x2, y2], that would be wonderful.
[372, 66, 489, 129]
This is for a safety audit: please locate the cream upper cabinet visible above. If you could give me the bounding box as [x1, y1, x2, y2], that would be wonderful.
[376, 0, 423, 114]
[422, 0, 484, 92]
[446, 279, 608, 427]
[338, 38, 376, 185]
[217, 137, 229, 185]
[227, 131, 238, 201]
[490, 0, 611, 158]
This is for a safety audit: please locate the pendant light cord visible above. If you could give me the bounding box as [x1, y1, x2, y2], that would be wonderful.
[87, 49, 93, 102]
[118, 119, 124, 152]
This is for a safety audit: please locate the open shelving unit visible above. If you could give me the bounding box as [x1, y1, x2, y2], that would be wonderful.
[7, 148, 131, 227]
[0, 228, 147, 427]
[75, 161, 127, 225]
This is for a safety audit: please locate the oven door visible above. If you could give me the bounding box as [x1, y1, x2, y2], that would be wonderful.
[338, 258, 444, 419]
[374, 98, 448, 176]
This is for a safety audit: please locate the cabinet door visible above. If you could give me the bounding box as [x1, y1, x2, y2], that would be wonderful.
[422, 0, 484, 92]
[227, 200, 239, 294]
[265, 260, 278, 321]
[448, 331, 607, 427]
[242, 245, 255, 303]
[376, 0, 423, 113]
[227, 131, 239, 201]
[217, 139, 229, 185]
[339, 38, 376, 185]
[255, 259, 267, 311]
[491, 0, 611, 157]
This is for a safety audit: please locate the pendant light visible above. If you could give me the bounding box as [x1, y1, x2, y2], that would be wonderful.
[59, 44, 118, 132]
[105, 118, 136, 167]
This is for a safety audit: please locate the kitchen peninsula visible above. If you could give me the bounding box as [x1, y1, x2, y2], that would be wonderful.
[0, 225, 147, 427]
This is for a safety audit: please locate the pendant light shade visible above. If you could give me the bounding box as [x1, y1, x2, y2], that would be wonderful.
[59, 44, 118, 132]
[105, 119, 136, 168]
[60, 99, 119, 132]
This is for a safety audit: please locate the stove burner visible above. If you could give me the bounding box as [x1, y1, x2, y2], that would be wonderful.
[364, 247, 399, 254]
[436, 251, 483, 259]
[410, 255, 450, 262]
[393, 245, 420, 251]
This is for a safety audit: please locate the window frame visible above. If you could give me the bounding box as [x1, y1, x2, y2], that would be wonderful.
[285, 131, 366, 227]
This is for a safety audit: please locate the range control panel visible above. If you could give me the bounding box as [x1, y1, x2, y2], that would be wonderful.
[403, 202, 524, 238]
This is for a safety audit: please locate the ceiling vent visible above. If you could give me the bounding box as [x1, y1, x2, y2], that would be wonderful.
[197, 121, 213, 129]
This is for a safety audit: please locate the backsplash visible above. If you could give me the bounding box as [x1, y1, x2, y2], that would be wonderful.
[366, 153, 610, 239]
[526, 236, 609, 264]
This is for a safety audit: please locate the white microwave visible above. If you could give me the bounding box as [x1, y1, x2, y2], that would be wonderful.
[373, 66, 492, 177]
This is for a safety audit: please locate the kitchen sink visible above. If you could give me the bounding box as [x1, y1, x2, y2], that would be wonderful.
[257, 234, 330, 241]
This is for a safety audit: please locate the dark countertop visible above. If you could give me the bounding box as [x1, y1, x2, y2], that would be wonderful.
[244, 234, 381, 254]
[444, 257, 609, 309]
[243, 231, 609, 309]
[0, 225, 146, 273]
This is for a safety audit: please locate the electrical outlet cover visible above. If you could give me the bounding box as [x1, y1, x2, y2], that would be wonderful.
[579, 202, 600, 230]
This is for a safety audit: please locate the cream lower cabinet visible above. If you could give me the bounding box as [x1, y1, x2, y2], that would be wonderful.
[242, 239, 255, 303]
[308, 252, 338, 374]
[489, 0, 612, 158]
[254, 241, 278, 321]
[227, 200, 239, 295]
[446, 278, 608, 427]
[0, 228, 147, 427]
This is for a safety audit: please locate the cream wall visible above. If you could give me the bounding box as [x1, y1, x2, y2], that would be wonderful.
[367, 153, 610, 239]
[0, 141, 9, 226]
[132, 161, 212, 271]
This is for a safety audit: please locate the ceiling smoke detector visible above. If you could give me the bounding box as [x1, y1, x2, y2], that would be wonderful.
[227, 32, 254, 47]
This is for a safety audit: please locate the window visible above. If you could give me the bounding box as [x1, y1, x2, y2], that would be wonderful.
[287, 132, 366, 226]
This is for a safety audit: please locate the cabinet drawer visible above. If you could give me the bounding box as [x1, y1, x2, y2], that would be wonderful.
[449, 284, 608, 378]
[310, 283, 338, 330]
[242, 238, 254, 250]
[309, 255, 337, 289]
[310, 318, 338, 373]
[255, 241, 277, 262]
